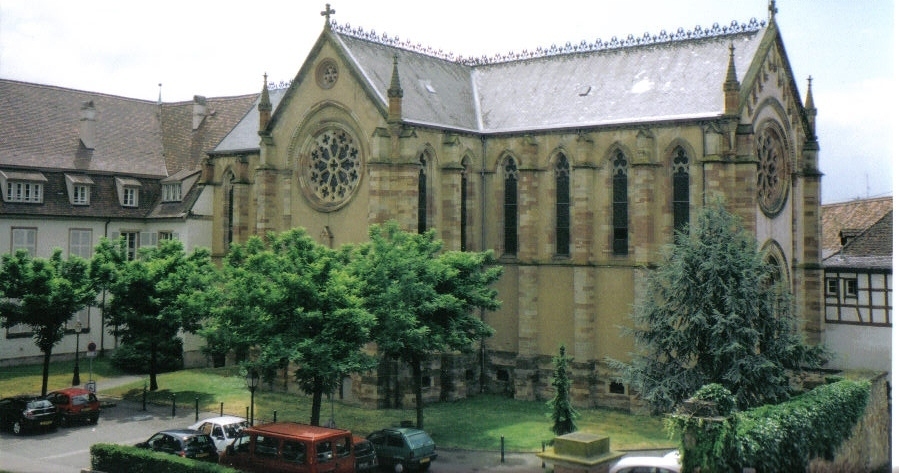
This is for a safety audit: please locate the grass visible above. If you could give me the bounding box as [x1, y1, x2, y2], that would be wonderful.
[1, 359, 677, 452]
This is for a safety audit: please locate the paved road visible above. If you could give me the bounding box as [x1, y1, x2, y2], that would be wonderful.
[0, 378, 546, 473]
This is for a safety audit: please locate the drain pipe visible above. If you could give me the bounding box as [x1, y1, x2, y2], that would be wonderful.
[479, 135, 489, 393]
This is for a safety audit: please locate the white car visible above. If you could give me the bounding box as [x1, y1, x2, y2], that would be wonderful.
[188, 415, 249, 452]
[610, 450, 681, 473]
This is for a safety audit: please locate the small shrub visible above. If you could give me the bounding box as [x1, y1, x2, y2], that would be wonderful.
[91, 443, 238, 473]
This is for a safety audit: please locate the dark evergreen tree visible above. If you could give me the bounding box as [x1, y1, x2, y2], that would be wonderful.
[608, 204, 827, 414]
[548, 344, 578, 436]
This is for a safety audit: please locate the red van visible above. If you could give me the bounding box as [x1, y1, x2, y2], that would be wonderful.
[219, 421, 355, 473]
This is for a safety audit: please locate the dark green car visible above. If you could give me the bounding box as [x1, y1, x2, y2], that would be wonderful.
[366, 427, 437, 472]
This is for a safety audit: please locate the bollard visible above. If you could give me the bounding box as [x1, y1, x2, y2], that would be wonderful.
[246, 406, 249, 422]
[171, 394, 176, 417]
[501, 435, 505, 463]
[195, 397, 199, 421]
[142, 383, 147, 411]
[220, 402, 224, 416]
[273, 410, 277, 423]
[541, 441, 546, 468]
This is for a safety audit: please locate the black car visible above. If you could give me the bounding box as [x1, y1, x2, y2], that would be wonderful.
[366, 427, 437, 472]
[135, 428, 219, 462]
[0, 396, 58, 435]
[354, 436, 378, 472]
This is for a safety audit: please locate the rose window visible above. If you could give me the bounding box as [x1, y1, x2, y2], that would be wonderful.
[305, 129, 361, 209]
[756, 127, 788, 216]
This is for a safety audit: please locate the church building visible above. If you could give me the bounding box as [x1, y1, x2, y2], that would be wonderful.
[206, 3, 822, 410]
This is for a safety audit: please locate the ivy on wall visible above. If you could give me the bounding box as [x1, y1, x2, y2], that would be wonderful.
[667, 379, 870, 472]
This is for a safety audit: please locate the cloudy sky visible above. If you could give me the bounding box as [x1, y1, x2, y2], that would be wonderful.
[0, 0, 893, 204]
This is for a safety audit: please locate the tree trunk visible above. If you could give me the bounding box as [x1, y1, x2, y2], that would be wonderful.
[41, 349, 52, 396]
[310, 376, 323, 426]
[149, 342, 159, 391]
[412, 358, 424, 429]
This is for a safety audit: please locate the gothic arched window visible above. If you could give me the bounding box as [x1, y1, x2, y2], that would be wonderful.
[418, 153, 428, 234]
[555, 153, 571, 256]
[612, 150, 628, 255]
[503, 157, 519, 256]
[672, 146, 690, 233]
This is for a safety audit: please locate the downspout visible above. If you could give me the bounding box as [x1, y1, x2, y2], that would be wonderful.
[100, 219, 110, 356]
[479, 135, 488, 393]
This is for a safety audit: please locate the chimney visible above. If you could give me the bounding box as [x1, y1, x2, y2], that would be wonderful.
[79, 101, 97, 149]
[192, 95, 207, 130]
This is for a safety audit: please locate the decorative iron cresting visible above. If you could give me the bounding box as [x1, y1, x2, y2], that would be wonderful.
[331, 18, 765, 65]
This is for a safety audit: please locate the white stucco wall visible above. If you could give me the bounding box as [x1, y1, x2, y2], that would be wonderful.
[824, 324, 892, 376]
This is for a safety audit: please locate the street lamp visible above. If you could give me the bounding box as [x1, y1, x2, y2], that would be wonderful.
[245, 368, 259, 426]
[72, 320, 83, 386]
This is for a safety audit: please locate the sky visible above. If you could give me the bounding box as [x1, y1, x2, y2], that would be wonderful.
[0, 0, 893, 204]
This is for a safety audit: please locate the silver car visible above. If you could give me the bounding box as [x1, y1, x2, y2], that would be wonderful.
[189, 415, 249, 452]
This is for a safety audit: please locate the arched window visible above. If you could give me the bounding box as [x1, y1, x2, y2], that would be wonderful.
[672, 146, 690, 233]
[555, 153, 571, 256]
[612, 151, 628, 255]
[460, 158, 470, 252]
[418, 153, 428, 234]
[503, 157, 518, 255]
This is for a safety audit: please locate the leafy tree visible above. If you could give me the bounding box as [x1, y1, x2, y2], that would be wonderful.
[92, 238, 217, 391]
[352, 222, 502, 429]
[608, 204, 827, 414]
[210, 229, 376, 426]
[548, 344, 579, 436]
[0, 249, 97, 395]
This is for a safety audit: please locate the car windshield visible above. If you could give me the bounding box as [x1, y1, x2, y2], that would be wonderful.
[407, 432, 433, 449]
[355, 441, 374, 455]
[26, 400, 52, 409]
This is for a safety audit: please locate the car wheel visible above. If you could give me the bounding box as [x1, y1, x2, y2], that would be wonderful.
[12, 420, 23, 435]
[58, 415, 68, 428]
[89, 414, 99, 424]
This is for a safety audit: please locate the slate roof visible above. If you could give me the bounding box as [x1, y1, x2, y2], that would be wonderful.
[0, 79, 256, 219]
[820, 196, 893, 258]
[213, 88, 288, 154]
[215, 18, 775, 153]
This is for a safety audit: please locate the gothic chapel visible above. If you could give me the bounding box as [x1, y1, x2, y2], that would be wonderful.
[206, 2, 822, 410]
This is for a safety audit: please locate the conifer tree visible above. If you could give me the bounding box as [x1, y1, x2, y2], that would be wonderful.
[608, 204, 826, 414]
[548, 344, 578, 436]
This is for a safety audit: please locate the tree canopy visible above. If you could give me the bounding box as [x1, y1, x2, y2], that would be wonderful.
[351, 222, 501, 428]
[92, 238, 216, 391]
[0, 249, 97, 395]
[608, 204, 827, 414]
[208, 228, 376, 426]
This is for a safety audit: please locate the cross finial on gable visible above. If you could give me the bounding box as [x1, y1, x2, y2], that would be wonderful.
[321, 3, 336, 27]
[768, 0, 778, 22]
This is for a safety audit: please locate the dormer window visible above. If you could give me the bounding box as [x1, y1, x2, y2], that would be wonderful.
[1, 171, 46, 204]
[115, 177, 141, 207]
[162, 183, 182, 202]
[65, 174, 94, 205]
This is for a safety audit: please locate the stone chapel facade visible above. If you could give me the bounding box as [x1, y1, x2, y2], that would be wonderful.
[206, 5, 822, 410]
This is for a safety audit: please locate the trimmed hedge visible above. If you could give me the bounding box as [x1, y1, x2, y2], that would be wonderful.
[668, 379, 870, 472]
[90, 443, 240, 473]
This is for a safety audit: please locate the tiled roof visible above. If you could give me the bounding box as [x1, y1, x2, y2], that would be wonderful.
[0, 79, 256, 220]
[820, 196, 893, 257]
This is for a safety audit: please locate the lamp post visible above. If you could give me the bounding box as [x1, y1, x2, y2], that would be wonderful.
[245, 368, 259, 426]
[72, 320, 82, 386]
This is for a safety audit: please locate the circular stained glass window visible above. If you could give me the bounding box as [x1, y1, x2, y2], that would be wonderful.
[303, 128, 362, 211]
[316, 59, 339, 89]
[756, 126, 788, 216]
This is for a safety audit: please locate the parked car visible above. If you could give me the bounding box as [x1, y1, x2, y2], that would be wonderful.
[45, 387, 100, 426]
[0, 396, 58, 435]
[219, 421, 355, 473]
[353, 436, 378, 472]
[189, 415, 249, 452]
[135, 428, 219, 462]
[366, 427, 437, 472]
[610, 450, 681, 473]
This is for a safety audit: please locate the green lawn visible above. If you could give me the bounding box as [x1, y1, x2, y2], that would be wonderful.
[0, 359, 677, 452]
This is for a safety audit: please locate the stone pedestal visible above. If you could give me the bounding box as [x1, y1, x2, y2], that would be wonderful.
[537, 432, 624, 473]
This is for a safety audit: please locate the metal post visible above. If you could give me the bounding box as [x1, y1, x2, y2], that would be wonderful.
[142, 383, 147, 411]
[171, 394, 176, 417]
[500, 435, 505, 463]
[273, 410, 277, 423]
[220, 402, 224, 416]
[72, 321, 82, 386]
[195, 397, 199, 421]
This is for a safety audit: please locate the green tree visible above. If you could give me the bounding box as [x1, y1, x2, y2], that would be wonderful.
[352, 222, 502, 429]
[0, 249, 97, 395]
[548, 344, 578, 436]
[92, 238, 216, 391]
[210, 228, 376, 426]
[608, 204, 827, 414]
